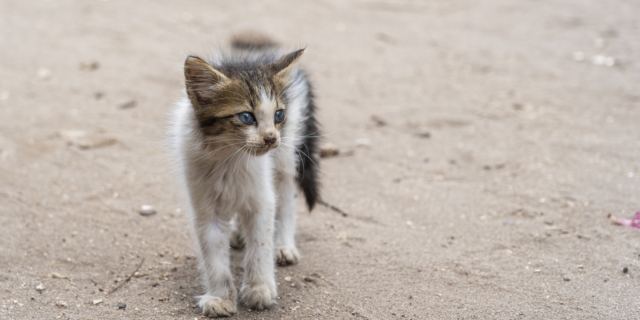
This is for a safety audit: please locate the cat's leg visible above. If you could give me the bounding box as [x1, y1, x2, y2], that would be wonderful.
[193, 218, 237, 317]
[274, 173, 300, 266]
[229, 217, 245, 250]
[237, 191, 277, 310]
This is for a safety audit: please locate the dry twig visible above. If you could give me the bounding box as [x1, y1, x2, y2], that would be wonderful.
[107, 258, 145, 295]
[318, 199, 348, 217]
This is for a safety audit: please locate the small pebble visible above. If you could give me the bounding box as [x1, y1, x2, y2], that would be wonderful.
[59, 130, 87, 144]
[603, 56, 615, 67]
[56, 301, 68, 308]
[80, 61, 100, 71]
[592, 55, 606, 65]
[92, 299, 103, 305]
[355, 138, 371, 147]
[623, 267, 629, 274]
[118, 303, 127, 309]
[35, 284, 45, 292]
[139, 205, 157, 216]
[414, 131, 431, 139]
[284, 276, 292, 282]
[592, 55, 615, 67]
[370, 114, 387, 126]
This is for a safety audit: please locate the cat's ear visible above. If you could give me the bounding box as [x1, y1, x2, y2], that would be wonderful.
[271, 49, 305, 78]
[184, 56, 228, 108]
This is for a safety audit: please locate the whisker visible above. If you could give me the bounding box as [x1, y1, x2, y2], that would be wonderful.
[231, 146, 248, 177]
[218, 145, 246, 177]
[279, 142, 319, 170]
[186, 141, 246, 166]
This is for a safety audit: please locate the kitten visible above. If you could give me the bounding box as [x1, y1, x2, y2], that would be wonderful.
[170, 34, 319, 317]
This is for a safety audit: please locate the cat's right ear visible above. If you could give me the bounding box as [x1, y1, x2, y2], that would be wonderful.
[184, 56, 228, 109]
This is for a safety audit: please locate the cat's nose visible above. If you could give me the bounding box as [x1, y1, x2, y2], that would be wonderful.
[264, 136, 277, 147]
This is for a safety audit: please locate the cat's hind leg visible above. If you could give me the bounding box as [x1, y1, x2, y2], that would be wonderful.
[229, 217, 245, 250]
[274, 173, 300, 266]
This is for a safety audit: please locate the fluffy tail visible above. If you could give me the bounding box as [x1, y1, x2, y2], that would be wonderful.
[230, 31, 278, 50]
[296, 84, 320, 211]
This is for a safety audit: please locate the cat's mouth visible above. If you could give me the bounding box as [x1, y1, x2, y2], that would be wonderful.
[246, 143, 279, 156]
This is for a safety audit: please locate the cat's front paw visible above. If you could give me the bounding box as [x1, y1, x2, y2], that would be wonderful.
[275, 247, 299, 266]
[198, 295, 237, 318]
[241, 282, 276, 310]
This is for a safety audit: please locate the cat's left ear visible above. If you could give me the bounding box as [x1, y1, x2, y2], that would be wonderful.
[271, 49, 305, 78]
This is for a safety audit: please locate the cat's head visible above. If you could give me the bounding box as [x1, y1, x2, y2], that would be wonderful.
[184, 49, 304, 156]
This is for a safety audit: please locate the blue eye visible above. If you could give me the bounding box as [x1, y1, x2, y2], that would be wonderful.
[274, 110, 285, 123]
[237, 112, 256, 125]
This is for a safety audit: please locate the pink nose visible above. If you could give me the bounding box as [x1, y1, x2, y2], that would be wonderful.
[264, 136, 276, 146]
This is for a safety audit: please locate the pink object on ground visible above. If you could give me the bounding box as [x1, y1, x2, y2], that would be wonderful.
[609, 212, 640, 229]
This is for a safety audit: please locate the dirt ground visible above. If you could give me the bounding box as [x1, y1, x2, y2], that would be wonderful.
[2, 0, 640, 319]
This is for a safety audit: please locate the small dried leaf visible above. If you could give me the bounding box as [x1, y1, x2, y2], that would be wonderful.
[319, 143, 339, 158]
[119, 100, 137, 109]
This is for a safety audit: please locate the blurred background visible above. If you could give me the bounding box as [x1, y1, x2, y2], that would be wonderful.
[1, 0, 639, 319]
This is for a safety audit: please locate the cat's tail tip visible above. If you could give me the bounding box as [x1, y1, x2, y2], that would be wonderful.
[230, 31, 278, 50]
[300, 170, 318, 212]
[296, 99, 320, 213]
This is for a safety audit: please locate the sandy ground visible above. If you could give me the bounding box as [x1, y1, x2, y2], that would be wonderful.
[2, 0, 640, 319]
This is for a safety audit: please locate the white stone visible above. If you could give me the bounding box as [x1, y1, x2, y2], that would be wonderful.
[139, 205, 157, 216]
[355, 138, 371, 147]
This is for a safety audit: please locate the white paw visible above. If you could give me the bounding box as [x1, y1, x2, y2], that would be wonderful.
[198, 295, 236, 318]
[275, 247, 299, 266]
[241, 282, 276, 310]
